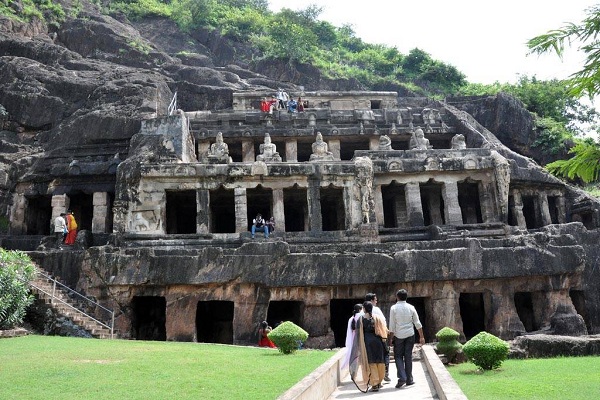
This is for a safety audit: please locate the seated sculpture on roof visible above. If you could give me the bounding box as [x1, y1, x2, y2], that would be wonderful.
[378, 134, 393, 151]
[409, 128, 433, 150]
[257, 133, 282, 162]
[310, 132, 335, 161]
[451, 134, 467, 150]
[207, 132, 231, 163]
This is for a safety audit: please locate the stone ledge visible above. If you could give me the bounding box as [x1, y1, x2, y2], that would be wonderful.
[422, 344, 468, 400]
[0, 328, 29, 338]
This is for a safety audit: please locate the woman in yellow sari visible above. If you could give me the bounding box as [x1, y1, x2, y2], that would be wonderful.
[349, 301, 388, 392]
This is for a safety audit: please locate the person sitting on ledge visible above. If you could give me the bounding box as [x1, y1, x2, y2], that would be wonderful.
[265, 217, 275, 234]
[251, 213, 269, 239]
[287, 98, 297, 113]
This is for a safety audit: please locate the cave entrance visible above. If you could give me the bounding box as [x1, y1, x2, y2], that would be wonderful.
[284, 185, 308, 232]
[340, 138, 370, 161]
[569, 289, 590, 333]
[408, 297, 431, 342]
[132, 296, 166, 341]
[330, 298, 364, 347]
[459, 292, 485, 339]
[458, 181, 482, 224]
[297, 140, 313, 162]
[522, 195, 539, 229]
[514, 292, 539, 332]
[67, 192, 94, 232]
[210, 186, 235, 233]
[382, 181, 407, 228]
[165, 190, 197, 234]
[320, 186, 345, 231]
[247, 185, 273, 230]
[25, 195, 52, 235]
[508, 195, 518, 226]
[420, 181, 445, 226]
[196, 300, 234, 344]
[267, 300, 304, 328]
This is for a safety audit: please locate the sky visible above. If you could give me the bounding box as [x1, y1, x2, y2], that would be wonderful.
[267, 0, 596, 85]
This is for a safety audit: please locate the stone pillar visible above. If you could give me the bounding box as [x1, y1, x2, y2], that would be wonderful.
[430, 283, 463, 337]
[374, 185, 384, 227]
[479, 182, 496, 223]
[234, 187, 248, 233]
[272, 189, 285, 232]
[405, 182, 424, 226]
[307, 178, 322, 232]
[285, 139, 298, 162]
[329, 139, 341, 160]
[165, 294, 197, 342]
[538, 192, 552, 226]
[487, 287, 526, 340]
[241, 139, 255, 162]
[395, 195, 408, 227]
[442, 181, 463, 225]
[556, 196, 567, 223]
[92, 192, 111, 233]
[369, 136, 379, 150]
[197, 189, 210, 234]
[197, 141, 210, 160]
[510, 190, 527, 228]
[51, 194, 69, 222]
[9, 193, 26, 235]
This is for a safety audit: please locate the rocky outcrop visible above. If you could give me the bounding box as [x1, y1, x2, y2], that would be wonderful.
[511, 334, 600, 358]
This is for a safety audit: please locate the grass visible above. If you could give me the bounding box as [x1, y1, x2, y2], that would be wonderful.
[0, 335, 334, 400]
[448, 357, 600, 400]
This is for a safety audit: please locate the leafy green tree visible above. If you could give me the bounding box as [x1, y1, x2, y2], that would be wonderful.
[0, 249, 36, 330]
[546, 140, 600, 183]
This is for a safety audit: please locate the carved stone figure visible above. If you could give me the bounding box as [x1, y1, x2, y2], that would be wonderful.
[378, 135, 392, 151]
[422, 108, 439, 125]
[451, 134, 467, 150]
[409, 128, 432, 150]
[390, 123, 398, 135]
[355, 156, 374, 224]
[310, 132, 334, 161]
[256, 133, 282, 162]
[208, 132, 231, 163]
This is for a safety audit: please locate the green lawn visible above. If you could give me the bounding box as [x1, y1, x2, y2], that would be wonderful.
[448, 357, 600, 400]
[0, 335, 334, 400]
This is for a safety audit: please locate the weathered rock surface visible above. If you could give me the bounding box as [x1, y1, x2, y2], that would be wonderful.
[510, 334, 600, 358]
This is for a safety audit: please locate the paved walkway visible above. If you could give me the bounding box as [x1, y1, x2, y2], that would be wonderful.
[328, 356, 438, 399]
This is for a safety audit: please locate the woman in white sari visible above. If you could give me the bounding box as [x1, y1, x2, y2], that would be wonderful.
[341, 304, 363, 370]
[349, 301, 388, 392]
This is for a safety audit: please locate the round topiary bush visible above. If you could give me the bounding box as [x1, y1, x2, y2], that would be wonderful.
[267, 321, 309, 354]
[435, 327, 463, 363]
[462, 331, 509, 370]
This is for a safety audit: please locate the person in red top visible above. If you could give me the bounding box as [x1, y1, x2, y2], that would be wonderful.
[258, 321, 276, 348]
[64, 209, 78, 245]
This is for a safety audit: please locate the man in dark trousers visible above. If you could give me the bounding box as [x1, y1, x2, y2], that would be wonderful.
[388, 289, 425, 388]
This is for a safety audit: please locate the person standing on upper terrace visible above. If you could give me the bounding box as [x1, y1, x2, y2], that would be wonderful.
[276, 88, 288, 109]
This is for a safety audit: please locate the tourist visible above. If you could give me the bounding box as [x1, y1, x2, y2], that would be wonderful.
[64, 209, 78, 245]
[276, 88, 289, 109]
[258, 321, 276, 348]
[53, 212, 67, 249]
[366, 293, 390, 382]
[388, 289, 425, 388]
[251, 213, 269, 239]
[287, 97, 297, 113]
[260, 97, 270, 113]
[349, 301, 387, 392]
[297, 97, 305, 112]
[265, 217, 275, 234]
[341, 303, 363, 370]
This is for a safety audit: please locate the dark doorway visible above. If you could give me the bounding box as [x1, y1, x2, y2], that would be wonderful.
[514, 292, 538, 332]
[522, 195, 538, 229]
[458, 181, 483, 224]
[166, 190, 197, 234]
[267, 301, 304, 328]
[548, 196, 560, 224]
[226, 141, 243, 163]
[210, 186, 235, 233]
[247, 185, 273, 229]
[370, 100, 382, 109]
[25, 195, 52, 235]
[284, 185, 308, 232]
[420, 181, 445, 226]
[508, 195, 517, 226]
[382, 181, 407, 228]
[196, 300, 234, 344]
[408, 297, 429, 342]
[340, 138, 370, 161]
[320, 186, 345, 231]
[459, 292, 485, 339]
[132, 296, 166, 341]
[297, 141, 313, 162]
[68, 192, 94, 232]
[330, 299, 364, 347]
[569, 289, 590, 332]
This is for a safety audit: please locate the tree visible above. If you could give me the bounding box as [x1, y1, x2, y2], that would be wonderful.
[0, 249, 36, 330]
[545, 140, 600, 183]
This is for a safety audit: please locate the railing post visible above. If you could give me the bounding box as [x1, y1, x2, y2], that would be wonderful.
[51, 280, 56, 305]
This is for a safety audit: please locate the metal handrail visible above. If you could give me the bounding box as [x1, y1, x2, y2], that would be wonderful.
[30, 270, 115, 339]
[168, 91, 177, 116]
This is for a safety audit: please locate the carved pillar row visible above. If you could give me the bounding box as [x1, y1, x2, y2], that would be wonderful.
[405, 182, 424, 226]
[510, 190, 527, 228]
[307, 178, 322, 232]
[285, 139, 298, 162]
[272, 189, 285, 232]
[538, 192, 552, 226]
[234, 187, 248, 233]
[92, 192, 110, 233]
[197, 189, 210, 234]
[241, 139, 255, 162]
[9, 192, 26, 235]
[442, 180, 463, 225]
[328, 139, 341, 160]
[374, 185, 384, 227]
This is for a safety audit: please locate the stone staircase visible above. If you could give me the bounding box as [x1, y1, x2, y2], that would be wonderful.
[29, 272, 115, 339]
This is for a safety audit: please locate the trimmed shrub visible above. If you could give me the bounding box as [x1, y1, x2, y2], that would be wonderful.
[0, 250, 36, 330]
[435, 327, 463, 363]
[267, 321, 308, 354]
[462, 331, 509, 370]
